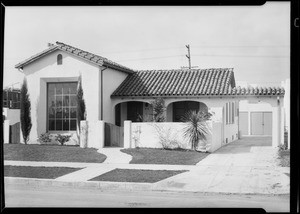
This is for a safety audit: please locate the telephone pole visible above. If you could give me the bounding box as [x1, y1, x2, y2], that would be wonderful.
[186, 45, 191, 69]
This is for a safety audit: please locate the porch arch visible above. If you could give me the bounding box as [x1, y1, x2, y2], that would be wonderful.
[113, 100, 152, 126]
[166, 100, 208, 122]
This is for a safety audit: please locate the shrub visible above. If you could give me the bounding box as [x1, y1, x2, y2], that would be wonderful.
[55, 134, 71, 146]
[182, 110, 212, 151]
[38, 133, 52, 144]
[20, 78, 32, 144]
[151, 98, 166, 122]
[152, 124, 183, 150]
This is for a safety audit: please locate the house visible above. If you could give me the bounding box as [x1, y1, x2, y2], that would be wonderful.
[14, 41, 285, 150]
[3, 88, 21, 144]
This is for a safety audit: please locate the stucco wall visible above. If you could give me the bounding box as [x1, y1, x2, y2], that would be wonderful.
[102, 68, 128, 124]
[22, 49, 100, 144]
[3, 108, 20, 125]
[131, 122, 214, 150]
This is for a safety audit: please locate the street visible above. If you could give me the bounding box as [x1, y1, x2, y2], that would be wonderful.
[4, 183, 289, 212]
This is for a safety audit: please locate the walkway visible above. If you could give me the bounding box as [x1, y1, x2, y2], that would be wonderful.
[97, 148, 132, 164]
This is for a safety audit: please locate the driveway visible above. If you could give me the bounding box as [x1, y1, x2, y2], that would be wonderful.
[153, 137, 290, 195]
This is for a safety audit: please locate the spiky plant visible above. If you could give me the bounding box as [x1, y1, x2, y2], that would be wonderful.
[20, 78, 32, 144]
[182, 110, 212, 151]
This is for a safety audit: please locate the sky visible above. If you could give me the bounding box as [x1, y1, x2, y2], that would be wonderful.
[3, 3, 290, 89]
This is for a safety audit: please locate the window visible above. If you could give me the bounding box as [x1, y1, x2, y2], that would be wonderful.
[57, 54, 63, 65]
[226, 103, 228, 124]
[232, 102, 234, 123]
[47, 82, 77, 131]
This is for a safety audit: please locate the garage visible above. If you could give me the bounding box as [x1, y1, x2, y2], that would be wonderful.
[239, 111, 272, 136]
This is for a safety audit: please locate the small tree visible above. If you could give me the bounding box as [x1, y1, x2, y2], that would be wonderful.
[20, 78, 32, 144]
[77, 75, 86, 130]
[182, 110, 212, 151]
[151, 98, 166, 122]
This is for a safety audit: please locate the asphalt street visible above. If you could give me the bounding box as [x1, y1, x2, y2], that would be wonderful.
[4, 183, 289, 212]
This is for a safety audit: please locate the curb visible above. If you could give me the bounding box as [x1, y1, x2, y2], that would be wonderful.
[4, 177, 153, 192]
[4, 177, 290, 195]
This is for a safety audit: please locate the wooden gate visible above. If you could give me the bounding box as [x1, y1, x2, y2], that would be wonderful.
[104, 123, 124, 147]
[9, 122, 20, 144]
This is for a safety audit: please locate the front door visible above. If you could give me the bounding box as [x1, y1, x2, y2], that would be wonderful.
[127, 102, 143, 122]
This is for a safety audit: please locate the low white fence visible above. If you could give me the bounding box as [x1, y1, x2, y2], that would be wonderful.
[124, 121, 223, 153]
[80, 120, 223, 152]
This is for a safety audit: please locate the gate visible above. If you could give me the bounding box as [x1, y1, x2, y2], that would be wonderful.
[9, 122, 20, 144]
[104, 123, 124, 147]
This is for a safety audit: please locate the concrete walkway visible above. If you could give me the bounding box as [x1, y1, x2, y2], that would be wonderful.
[4, 137, 290, 195]
[97, 148, 132, 164]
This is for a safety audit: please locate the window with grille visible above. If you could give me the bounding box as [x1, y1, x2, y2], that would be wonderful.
[47, 82, 77, 131]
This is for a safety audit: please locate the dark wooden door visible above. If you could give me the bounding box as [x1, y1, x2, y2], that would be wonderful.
[105, 123, 124, 147]
[127, 102, 143, 122]
[9, 122, 20, 144]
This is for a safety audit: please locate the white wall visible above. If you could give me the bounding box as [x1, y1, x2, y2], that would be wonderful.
[102, 68, 128, 124]
[131, 122, 214, 151]
[22, 49, 100, 144]
[3, 108, 20, 125]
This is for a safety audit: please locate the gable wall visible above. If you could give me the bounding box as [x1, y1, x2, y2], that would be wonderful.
[22, 49, 100, 143]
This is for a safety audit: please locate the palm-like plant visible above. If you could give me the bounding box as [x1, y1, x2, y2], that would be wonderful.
[182, 110, 212, 151]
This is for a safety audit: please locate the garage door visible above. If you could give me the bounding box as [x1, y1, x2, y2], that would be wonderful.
[251, 112, 272, 136]
[239, 112, 248, 136]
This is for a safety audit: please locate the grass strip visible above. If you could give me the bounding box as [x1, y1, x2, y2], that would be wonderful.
[4, 165, 82, 179]
[89, 168, 188, 183]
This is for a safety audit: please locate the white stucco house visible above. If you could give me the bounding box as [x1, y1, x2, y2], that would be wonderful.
[14, 42, 286, 151]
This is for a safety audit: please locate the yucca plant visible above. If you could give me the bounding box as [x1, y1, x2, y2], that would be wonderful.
[182, 110, 212, 151]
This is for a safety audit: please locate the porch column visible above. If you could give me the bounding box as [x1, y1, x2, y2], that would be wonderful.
[272, 105, 281, 148]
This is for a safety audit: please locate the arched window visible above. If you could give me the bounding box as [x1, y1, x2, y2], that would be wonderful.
[57, 54, 62, 65]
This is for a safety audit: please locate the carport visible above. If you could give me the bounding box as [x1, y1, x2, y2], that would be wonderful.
[235, 87, 285, 148]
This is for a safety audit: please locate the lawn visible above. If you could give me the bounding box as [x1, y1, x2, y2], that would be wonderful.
[121, 148, 209, 165]
[278, 149, 290, 167]
[4, 144, 107, 163]
[89, 168, 187, 183]
[4, 165, 82, 179]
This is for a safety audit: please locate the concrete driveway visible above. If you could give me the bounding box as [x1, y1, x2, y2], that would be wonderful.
[153, 137, 290, 195]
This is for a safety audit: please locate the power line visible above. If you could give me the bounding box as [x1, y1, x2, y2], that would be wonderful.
[116, 55, 184, 62]
[193, 54, 289, 58]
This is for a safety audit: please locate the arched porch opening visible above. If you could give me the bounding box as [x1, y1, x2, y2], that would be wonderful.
[114, 101, 153, 126]
[166, 101, 208, 122]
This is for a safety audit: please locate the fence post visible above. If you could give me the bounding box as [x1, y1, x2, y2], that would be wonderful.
[124, 120, 132, 148]
[80, 121, 88, 148]
[98, 121, 105, 148]
[4, 120, 10, 144]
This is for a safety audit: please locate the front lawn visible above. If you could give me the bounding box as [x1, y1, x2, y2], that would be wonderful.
[89, 168, 187, 183]
[4, 165, 82, 179]
[4, 144, 107, 163]
[278, 149, 290, 167]
[121, 148, 209, 165]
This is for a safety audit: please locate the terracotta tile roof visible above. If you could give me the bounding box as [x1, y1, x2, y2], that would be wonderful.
[111, 68, 285, 97]
[15, 42, 135, 74]
[112, 68, 235, 97]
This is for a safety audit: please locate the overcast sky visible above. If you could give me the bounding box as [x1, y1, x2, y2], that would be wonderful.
[3, 2, 290, 89]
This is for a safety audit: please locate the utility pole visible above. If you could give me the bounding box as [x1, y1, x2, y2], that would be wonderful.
[185, 45, 191, 69]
